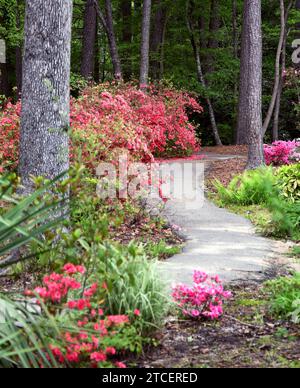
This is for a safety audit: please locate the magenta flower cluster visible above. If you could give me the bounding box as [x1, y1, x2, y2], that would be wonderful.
[264, 140, 300, 166]
[172, 271, 232, 320]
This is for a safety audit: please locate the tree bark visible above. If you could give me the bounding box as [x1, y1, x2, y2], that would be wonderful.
[140, 0, 152, 89]
[187, 0, 222, 146]
[236, 0, 250, 145]
[104, 0, 123, 80]
[93, 0, 122, 81]
[272, 1, 294, 141]
[19, 0, 72, 192]
[81, 0, 97, 80]
[244, 0, 264, 169]
[150, 0, 167, 81]
[262, 0, 287, 135]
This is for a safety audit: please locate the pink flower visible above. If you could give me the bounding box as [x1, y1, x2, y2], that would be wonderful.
[90, 352, 107, 363]
[115, 361, 127, 369]
[105, 347, 116, 355]
[134, 309, 141, 317]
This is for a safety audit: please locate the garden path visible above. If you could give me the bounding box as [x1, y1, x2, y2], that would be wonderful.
[159, 154, 277, 285]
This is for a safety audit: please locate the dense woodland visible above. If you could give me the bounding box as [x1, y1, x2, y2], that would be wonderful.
[0, 0, 299, 148]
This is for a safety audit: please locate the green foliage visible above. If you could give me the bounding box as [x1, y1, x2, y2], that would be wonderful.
[214, 166, 300, 240]
[265, 273, 300, 323]
[0, 296, 61, 368]
[70, 72, 88, 97]
[214, 167, 278, 206]
[0, 173, 68, 270]
[144, 240, 181, 260]
[92, 242, 169, 334]
[267, 197, 300, 240]
[275, 164, 300, 203]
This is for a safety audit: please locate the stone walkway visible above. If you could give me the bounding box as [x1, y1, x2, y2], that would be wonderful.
[159, 155, 277, 286]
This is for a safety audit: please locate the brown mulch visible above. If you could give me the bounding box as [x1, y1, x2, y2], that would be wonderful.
[205, 157, 247, 192]
[109, 216, 183, 250]
[134, 283, 300, 369]
[202, 145, 248, 156]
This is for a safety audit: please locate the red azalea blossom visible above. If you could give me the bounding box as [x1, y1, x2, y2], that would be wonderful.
[25, 264, 131, 368]
[0, 84, 202, 174]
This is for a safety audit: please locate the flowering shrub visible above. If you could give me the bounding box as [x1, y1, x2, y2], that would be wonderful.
[25, 263, 143, 368]
[172, 271, 232, 320]
[0, 84, 202, 172]
[264, 141, 300, 166]
[0, 101, 21, 173]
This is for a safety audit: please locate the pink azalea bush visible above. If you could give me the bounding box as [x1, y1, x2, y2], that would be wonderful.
[172, 271, 232, 320]
[25, 263, 142, 368]
[0, 83, 202, 173]
[264, 141, 300, 166]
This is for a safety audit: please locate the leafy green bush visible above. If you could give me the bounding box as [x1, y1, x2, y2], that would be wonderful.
[214, 167, 278, 206]
[92, 242, 169, 334]
[275, 164, 300, 203]
[267, 197, 300, 240]
[264, 273, 300, 323]
[214, 166, 300, 240]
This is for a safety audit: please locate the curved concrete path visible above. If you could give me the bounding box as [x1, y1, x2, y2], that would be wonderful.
[159, 157, 277, 285]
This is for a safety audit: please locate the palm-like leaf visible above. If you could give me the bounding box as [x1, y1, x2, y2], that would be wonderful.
[0, 173, 68, 270]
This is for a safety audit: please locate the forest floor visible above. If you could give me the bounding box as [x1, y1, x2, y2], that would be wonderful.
[136, 280, 300, 368]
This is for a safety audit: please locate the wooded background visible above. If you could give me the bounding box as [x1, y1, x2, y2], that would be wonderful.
[0, 0, 299, 146]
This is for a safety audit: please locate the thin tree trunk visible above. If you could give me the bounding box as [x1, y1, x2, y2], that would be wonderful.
[236, 0, 250, 145]
[20, 0, 72, 193]
[245, 0, 264, 169]
[150, 0, 167, 80]
[104, 0, 122, 80]
[272, 2, 294, 141]
[121, 0, 132, 80]
[140, 0, 152, 89]
[262, 0, 287, 135]
[94, 21, 100, 83]
[81, 0, 97, 80]
[93, 0, 122, 81]
[187, 0, 222, 146]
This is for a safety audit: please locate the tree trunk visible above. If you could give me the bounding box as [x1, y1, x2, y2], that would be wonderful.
[187, 0, 222, 146]
[244, 0, 264, 169]
[20, 0, 72, 192]
[93, 0, 122, 81]
[272, 1, 293, 141]
[150, 0, 167, 81]
[236, 0, 250, 145]
[104, 0, 122, 80]
[94, 21, 100, 83]
[140, 0, 152, 89]
[81, 0, 97, 80]
[262, 0, 286, 135]
[121, 0, 132, 80]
